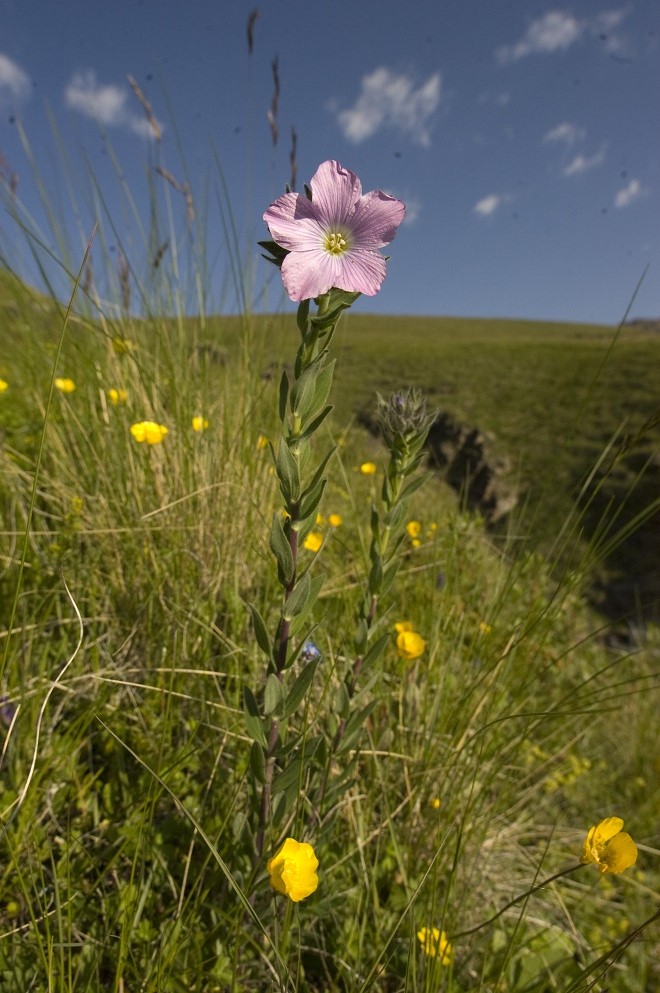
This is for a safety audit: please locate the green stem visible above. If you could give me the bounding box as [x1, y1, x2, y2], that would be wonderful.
[449, 864, 585, 940]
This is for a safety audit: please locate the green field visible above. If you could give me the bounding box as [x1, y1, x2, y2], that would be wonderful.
[0, 262, 658, 991]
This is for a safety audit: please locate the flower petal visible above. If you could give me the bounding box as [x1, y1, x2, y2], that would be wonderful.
[309, 160, 362, 226]
[350, 189, 407, 249]
[601, 832, 638, 874]
[332, 248, 387, 296]
[592, 817, 625, 846]
[280, 249, 341, 300]
[263, 193, 323, 251]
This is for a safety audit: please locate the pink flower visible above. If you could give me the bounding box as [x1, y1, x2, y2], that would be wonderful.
[263, 160, 406, 301]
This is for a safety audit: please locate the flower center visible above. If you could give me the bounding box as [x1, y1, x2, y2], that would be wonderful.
[324, 230, 348, 255]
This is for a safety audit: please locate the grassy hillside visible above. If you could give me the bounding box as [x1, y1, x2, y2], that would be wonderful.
[189, 309, 660, 625]
[0, 269, 658, 992]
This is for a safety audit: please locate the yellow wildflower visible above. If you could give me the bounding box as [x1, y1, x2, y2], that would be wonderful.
[0, 379, 8, 392]
[316, 512, 325, 525]
[431, 797, 441, 810]
[256, 434, 269, 449]
[406, 520, 422, 539]
[267, 837, 319, 902]
[395, 620, 414, 633]
[359, 461, 377, 475]
[478, 621, 492, 635]
[54, 378, 76, 393]
[192, 415, 209, 432]
[395, 628, 426, 661]
[417, 927, 452, 964]
[107, 388, 128, 405]
[581, 817, 638, 874]
[303, 531, 323, 553]
[328, 513, 343, 527]
[130, 421, 169, 445]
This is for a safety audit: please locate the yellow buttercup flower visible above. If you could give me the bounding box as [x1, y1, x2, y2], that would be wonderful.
[581, 817, 638, 874]
[267, 837, 319, 902]
[406, 520, 422, 539]
[303, 531, 323, 553]
[256, 433, 269, 449]
[431, 797, 441, 810]
[417, 927, 452, 964]
[359, 461, 377, 475]
[107, 388, 128, 405]
[395, 626, 426, 661]
[328, 513, 342, 527]
[192, 415, 209, 432]
[54, 378, 76, 393]
[130, 421, 169, 445]
[0, 379, 8, 392]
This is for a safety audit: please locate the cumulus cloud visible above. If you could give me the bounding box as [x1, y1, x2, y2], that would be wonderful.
[543, 121, 585, 146]
[0, 53, 30, 103]
[496, 8, 632, 64]
[336, 68, 442, 147]
[473, 194, 501, 217]
[563, 147, 606, 176]
[614, 178, 646, 208]
[497, 11, 582, 63]
[65, 70, 162, 138]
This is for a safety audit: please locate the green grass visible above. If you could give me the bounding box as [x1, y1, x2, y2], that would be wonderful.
[0, 266, 657, 992]
[0, 113, 659, 992]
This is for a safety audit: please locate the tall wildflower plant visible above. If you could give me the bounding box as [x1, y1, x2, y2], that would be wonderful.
[247, 160, 409, 867]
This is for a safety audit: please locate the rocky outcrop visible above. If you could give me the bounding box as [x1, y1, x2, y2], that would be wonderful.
[425, 413, 519, 523]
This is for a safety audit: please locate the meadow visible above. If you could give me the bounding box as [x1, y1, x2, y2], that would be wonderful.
[0, 134, 658, 993]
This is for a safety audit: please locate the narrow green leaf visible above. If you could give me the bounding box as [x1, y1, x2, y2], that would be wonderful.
[281, 658, 319, 718]
[276, 440, 301, 502]
[243, 687, 267, 747]
[248, 602, 272, 658]
[289, 574, 324, 635]
[271, 755, 302, 795]
[249, 740, 266, 783]
[289, 362, 318, 418]
[278, 369, 289, 423]
[362, 632, 391, 671]
[283, 570, 311, 621]
[335, 681, 350, 719]
[298, 476, 328, 522]
[381, 559, 400, 596]
[269, 512, 294, 584]
[299, 404, 334, 441]
[264, 673, 284, 715]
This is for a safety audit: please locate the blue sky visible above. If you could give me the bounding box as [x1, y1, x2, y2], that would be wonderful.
[0, 0, 658, 323]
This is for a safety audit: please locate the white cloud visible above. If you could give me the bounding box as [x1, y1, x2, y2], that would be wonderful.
[0, 53, 30, 102]
[563, 147, 606, 176]
[65, 70, 162, 138]
[497, 11, 583, 63]
[543, 121, 585, 146]
[473, 194, 501, 217]
[614, 178, 646, 208]
[497, 8, 633, 64]
[336, 68, 442, 147]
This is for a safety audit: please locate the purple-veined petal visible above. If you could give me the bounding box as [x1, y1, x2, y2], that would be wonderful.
[264, 194, 325, 251]
[309, 160, 362, 227]
[281, 250, 340, 301]
[332, 249, 388, 296]
[350, 190, 406, 249]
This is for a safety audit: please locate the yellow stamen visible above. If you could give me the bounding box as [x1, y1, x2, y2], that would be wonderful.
[324, 231, 348, 255]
